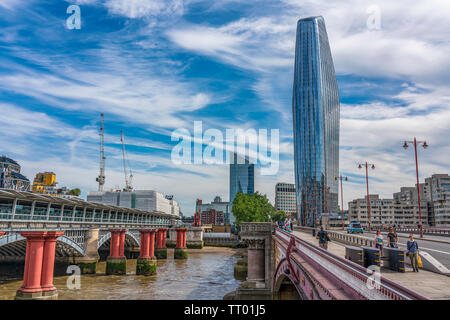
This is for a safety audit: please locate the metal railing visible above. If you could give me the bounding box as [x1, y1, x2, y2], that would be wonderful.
[293, 226, 375, 247]
[275, 228, 428, 300]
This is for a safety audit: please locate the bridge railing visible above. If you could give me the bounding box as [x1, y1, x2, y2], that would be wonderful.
[394, 227, 450, 237]
[293, 226, 374, 247]
[275, 228, 428, 300]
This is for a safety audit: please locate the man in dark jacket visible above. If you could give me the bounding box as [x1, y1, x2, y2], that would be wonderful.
[316, 227, 330, 250]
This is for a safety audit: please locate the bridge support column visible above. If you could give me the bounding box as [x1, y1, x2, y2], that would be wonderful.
[186, 227, 203, 249]
[230, 223, 275, 300]
[106, 229, 127, 275]
[136, 229, 157, 276]
[72, 228, 99, 274]
[155, 228, 167, 259]
[15, 231, 64, 300]
[174, 228, 187, 259]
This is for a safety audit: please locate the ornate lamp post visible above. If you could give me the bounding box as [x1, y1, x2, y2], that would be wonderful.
[403, 138, 428, 238]
[335, 175, 348, 230]
[358, 162, 375, 232]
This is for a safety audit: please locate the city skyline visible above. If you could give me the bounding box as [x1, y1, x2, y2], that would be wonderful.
[0, 1, 449, 216]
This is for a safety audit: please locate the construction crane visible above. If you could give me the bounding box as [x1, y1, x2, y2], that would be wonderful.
[96, 113, 106, 191]
[120, 130, 133, 192]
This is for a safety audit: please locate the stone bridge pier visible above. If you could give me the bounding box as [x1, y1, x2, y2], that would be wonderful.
[72, 228, 99, 274]
[232, 222, 275, 300]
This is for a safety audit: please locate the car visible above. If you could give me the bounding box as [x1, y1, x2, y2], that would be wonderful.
[347, 221, 364, 234]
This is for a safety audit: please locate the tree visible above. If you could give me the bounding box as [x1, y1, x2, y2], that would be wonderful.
[271, 210, 288, 223]
[232, 192, 274, 229]
[69, 188, 81, 196]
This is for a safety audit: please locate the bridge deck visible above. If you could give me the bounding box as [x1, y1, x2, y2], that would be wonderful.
[293, 230, 450, 300]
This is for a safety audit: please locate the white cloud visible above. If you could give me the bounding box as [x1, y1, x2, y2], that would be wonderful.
[104, 0, 183, 19]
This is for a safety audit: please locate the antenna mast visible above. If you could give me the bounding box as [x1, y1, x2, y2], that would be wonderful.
[121, 130, 133, 192]
[96, 114, 106, 191]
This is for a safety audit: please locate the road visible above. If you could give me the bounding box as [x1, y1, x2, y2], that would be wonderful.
[335, 230, 450, 269]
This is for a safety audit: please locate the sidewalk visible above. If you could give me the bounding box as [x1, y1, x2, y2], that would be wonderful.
[293, 230, 450, 300]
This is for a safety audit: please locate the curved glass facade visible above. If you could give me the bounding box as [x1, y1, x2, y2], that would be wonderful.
[229, 152, 254, 223]
[292, 16, 340, 226]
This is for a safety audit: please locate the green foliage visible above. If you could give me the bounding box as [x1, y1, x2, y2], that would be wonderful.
[155, 248, 168, 259]
[69, 188, 81, 196]
[106, 260, 126, 275]
[136, 260, 157, 276]
[174, 248, 188, 259]
[271, 210, 288, 223]
[232, 192, 274, 228]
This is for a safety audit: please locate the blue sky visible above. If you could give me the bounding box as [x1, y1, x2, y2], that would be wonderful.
[1, 0, 449, 215]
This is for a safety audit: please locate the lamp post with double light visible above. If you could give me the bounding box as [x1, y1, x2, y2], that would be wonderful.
[358, 162, 375, 232]
[403, 138, 428, 238]
[335, 175, 348, 230]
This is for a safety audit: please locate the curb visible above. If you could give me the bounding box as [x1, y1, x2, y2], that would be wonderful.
[381, 232, 450, 245]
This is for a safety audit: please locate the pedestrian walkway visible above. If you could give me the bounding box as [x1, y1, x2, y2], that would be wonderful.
[293, 230, 450, 300]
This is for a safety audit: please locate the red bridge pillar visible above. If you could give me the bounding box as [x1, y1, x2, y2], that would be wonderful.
[136, 229, 156, 275]
[106, 229, 127, 275]
[15, 231, 64, 300]
[174, 228, 187, 259]
[155, 228, 167, 259]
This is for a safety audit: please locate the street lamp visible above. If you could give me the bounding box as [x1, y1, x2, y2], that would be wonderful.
[335, 175, 348, 230]
[358, 162, 375, 232]
[310, 192, 319, 228]
[319, 184, 331, 213]
[403, 137, 428, 238]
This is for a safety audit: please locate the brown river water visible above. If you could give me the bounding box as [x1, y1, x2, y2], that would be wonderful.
[0, 247, 242, 300]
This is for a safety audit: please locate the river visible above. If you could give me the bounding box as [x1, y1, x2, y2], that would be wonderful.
[0, 247, 242, 300]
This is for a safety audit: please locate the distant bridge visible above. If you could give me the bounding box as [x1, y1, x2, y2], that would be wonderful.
[0, 189, 180, 258]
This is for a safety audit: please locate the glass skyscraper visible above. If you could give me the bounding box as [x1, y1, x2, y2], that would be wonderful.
[229, 152, 254, 223]
[292, 16, 340, 226]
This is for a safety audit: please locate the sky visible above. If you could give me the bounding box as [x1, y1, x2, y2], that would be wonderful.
[0, 0, 449, 216]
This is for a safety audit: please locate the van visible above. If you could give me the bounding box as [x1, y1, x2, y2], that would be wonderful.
[347, 221, 364, 234]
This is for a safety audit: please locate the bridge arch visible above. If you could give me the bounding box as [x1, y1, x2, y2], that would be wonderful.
[97, 231, 140, 251]
[273, 257, 322, 300]
[0, 233, 85, 257]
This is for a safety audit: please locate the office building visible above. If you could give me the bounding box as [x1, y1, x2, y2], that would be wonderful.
[229, 153, 254, 223]
[200, 196, 229, 225]
[0, 156, 30, 192]
[348, 194, 429, 229]
[274, 183, 297, 216]
[424, 174, 450, 227]
[292, 16, 340, 226]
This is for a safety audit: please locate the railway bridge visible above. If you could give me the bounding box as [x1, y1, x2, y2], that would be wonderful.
[229, 222, 428, 300]
[0, 189, 199, 299]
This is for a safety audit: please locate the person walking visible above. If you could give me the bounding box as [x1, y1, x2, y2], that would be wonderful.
[316, 226, 330, 250]
[374, 230, 383, 253]
[387, 226, 398, 248]
[407, 234, 420, 272]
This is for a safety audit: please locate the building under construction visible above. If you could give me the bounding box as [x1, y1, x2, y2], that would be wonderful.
[0, 156, 30, 192]
[31, 171, 76, 198]
[87, 190, 180, 217]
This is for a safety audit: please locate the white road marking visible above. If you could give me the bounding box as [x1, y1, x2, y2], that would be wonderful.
[396, 243, 450, 256]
